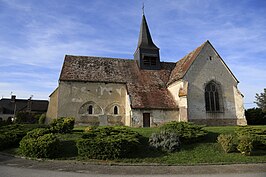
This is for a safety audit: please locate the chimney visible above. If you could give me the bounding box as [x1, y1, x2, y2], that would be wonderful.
[11, 95, 16, 103]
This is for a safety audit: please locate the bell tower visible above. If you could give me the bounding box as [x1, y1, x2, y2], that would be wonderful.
[134, 13, 160, 70]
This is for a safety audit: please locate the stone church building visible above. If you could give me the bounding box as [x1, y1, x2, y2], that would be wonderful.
[46, 14, 247, 127]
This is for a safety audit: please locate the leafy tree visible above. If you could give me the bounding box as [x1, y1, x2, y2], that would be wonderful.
[245, 108, 266, 125]
[254, 88, 266, 113]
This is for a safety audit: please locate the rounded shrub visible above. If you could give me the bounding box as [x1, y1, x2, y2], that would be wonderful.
[217, 134, 236, 153]
[159, 121, 207, 144]
[19, 128, 60, 158]
[77, 127, 141, 160]
[0, 124, 45, 150]
[149, 130, 181, 153]
[0, 133, 22, 150]
[236, 127, 266, 150]
[50, 117, 75, 134]
[237, 134, 254, 156]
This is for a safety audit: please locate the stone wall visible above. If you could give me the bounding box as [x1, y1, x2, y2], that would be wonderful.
[131, 109, 179, 127]
[168, 80, 188, 122]
[183, 42, 247, 125]
[57, 81, 127, 126]
[46, 88, 58, 123]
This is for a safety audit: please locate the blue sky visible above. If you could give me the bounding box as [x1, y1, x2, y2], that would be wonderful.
[0, 0, 265, 108]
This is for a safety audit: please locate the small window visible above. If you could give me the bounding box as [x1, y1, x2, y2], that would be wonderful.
[114, 106, 118, 115]
[88, 105, 93, 114]
[143, 56, 157, 66]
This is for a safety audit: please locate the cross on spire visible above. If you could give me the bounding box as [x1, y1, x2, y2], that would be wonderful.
[142, 3, 145, 15]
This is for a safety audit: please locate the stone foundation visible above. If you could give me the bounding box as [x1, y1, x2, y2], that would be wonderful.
[190, 118, 247, 126]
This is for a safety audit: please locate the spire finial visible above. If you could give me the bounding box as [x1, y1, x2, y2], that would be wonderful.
[142, 3, 145, 15]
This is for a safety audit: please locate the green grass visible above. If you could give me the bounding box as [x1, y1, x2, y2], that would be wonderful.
[2, 125, 266, 164]
[114, 126, 266, 165]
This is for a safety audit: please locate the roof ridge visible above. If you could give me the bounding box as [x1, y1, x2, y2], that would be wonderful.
[167, 41, 208, 85]
[65, 55, 133, 61]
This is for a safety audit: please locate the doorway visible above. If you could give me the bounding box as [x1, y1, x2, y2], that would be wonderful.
[143, 113, 150, 127]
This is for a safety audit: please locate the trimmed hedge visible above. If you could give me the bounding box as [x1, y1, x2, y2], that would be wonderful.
[50, 117, 75, 134]
[19, 128, 60, 158]
[159, 121, 207, 143]
[77, 127, 141, 159]
[149, 130, 181, 152]
[0, 124, 47, 150]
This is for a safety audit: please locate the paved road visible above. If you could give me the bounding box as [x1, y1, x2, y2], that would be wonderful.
[1, 165, 266, 177]
[0, 153, 266, 176]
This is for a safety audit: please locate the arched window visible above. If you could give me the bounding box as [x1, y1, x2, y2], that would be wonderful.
[114, 106, 118, 115]
[88, 105, 93, 114]
[205, 82, 221, 112]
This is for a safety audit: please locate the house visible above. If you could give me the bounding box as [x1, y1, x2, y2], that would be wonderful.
[0, 95, 49, 121]
[46, 14, 247, 127]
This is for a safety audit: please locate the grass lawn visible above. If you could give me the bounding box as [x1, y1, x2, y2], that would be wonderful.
[55, 125, 266, 165]
[2, 124, 266, 165]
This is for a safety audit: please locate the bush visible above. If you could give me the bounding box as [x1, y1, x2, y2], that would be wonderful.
[22, 128, 51, 139]
[38, 114, 46, 124]
[0, 124, 47, 150]
[0, 119, 12, 127]
[84, 126, 97, 132]
[217, 134, 236, 153]
[50, 117, 75, 134]
[245, 108, 266, 125]
[77, 127, 141, 159]
[19, 128, 59, 158]
[0, 132, 23, 150]
[15, 112, 40, 124]
[236, 127, 266, 150]
[149, 131, 181, 153]
[237, 134, 255, 155]
[159, 121, 207, 143]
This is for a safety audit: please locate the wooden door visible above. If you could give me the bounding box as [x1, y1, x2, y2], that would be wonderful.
[143, 113, 150, 127]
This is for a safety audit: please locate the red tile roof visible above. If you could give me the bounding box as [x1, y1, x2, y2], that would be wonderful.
[59, 40, 237, 109]
[167, 41, 206, 86]
[60, 56, 177, 109]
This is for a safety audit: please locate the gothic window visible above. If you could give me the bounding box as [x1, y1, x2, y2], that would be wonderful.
[205, 82, 221, 112]
[114, 106, 118, 115]
[88, 105, 93, 114]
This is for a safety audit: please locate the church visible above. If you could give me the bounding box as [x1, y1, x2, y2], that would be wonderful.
[46, 13, 247, 127]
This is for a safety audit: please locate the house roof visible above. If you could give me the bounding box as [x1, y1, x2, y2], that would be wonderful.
[0, 98, 49, 114]
[60, 55, 177, 109]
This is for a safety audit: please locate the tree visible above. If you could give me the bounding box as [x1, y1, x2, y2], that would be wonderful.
[254, 88, 266, 113]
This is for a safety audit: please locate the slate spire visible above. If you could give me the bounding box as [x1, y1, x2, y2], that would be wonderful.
[137, 15, 159, 49]
[134, 13, 160, 70]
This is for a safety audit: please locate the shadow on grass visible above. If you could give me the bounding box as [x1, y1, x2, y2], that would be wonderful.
[202, 131, 220, 143]
[252, 150, 266, 156]
[127, 136, 166, 159]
